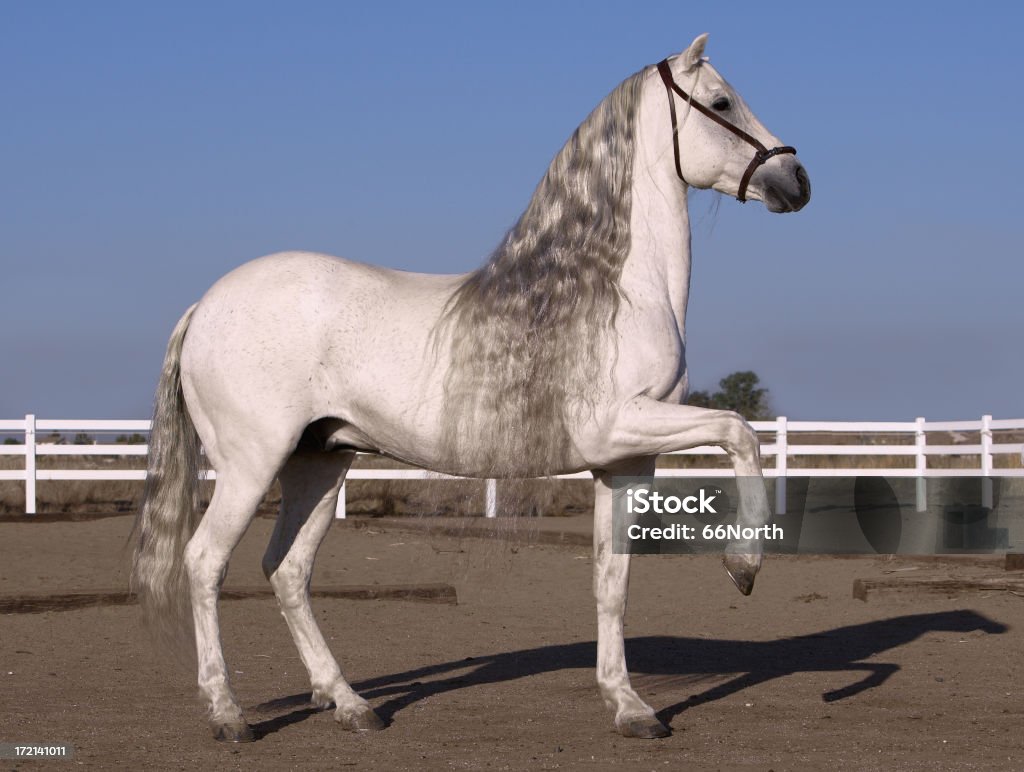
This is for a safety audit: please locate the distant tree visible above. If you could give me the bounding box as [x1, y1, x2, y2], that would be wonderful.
[684, 390, 714, 409]
[3, 438, 18, 445]
[41, 431, 66, 444]
[715, 371, 773, 420]
[73, 433, 94, 445]
[116, 433, 147, 444]
[686, 370, 773, 421]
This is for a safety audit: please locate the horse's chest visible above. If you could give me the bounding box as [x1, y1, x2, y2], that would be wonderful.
[615, 311, 687, 401]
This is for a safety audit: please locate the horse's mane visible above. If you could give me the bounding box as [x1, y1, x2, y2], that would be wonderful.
[436, 66, 648, 478]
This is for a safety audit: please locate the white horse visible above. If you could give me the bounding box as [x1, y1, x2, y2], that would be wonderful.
[132, 33, 810, 742]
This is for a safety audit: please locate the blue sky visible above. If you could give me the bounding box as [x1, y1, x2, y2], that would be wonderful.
[1, 1, 1021, 421]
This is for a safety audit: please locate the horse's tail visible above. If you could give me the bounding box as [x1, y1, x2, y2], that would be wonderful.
[130, 303, 203, 656]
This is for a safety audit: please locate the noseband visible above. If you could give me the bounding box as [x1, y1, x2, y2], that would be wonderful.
[656, 59, 795, 203]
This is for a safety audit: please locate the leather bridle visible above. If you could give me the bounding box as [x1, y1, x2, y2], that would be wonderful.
[656, 58, 795, 203]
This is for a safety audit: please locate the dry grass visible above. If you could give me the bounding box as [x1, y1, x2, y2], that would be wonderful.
[0, 453, 591, 518]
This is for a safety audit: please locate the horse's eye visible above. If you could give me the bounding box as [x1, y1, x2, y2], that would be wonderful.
[711, 97, 731, 112]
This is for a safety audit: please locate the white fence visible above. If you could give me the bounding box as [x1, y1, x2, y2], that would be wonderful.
[2, 415, 1023, 517]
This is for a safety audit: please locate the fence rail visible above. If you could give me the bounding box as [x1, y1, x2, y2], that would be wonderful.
[2, 415, 1023, 517]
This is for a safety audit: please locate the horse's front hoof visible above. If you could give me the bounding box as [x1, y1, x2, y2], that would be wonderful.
[212, 722, 256, 743]
[336, 706, 385, 732]
[618, 716, 670, 739]
[723, 553, 760, 596]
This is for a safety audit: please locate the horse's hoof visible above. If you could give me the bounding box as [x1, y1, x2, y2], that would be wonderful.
[212, 722, 256, 743]
[336, 706, 385, 732]
[723, 554, 760, 596]
[618, 716, 670, 739]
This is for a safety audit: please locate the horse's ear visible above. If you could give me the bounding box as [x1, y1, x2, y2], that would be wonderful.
[680, 33, 709, 71]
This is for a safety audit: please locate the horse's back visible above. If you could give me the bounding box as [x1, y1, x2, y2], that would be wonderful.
[179, 251, 462, 459]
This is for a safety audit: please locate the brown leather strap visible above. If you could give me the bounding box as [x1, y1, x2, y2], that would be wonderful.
[656, 58, 796, 202]
[657, 59, 686, 183]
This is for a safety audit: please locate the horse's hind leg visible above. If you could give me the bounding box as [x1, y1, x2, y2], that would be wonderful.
[184, 460, 284, 742]
[263, 450, 384, 731]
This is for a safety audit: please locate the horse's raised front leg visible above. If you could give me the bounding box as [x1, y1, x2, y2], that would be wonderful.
[593, 457, 670, 739]
[607, 397, 770, 594]
[263, 450, 384, 731]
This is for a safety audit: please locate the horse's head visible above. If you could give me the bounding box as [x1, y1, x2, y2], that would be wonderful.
[656, 33, 810, 213]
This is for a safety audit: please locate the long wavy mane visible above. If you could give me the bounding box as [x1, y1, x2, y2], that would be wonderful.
[435, 67, 648, 478]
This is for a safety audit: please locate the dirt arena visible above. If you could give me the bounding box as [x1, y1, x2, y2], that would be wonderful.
[1, 514, 1022, 770]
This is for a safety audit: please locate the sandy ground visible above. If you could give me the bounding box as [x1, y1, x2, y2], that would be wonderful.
[1, 514, 1022, 771]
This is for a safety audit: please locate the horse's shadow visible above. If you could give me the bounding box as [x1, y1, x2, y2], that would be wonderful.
[248, 609, 1006, 738]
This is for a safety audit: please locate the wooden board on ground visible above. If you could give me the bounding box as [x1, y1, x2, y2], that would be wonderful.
[0, 583, 457, 614]
[853, 576, 1024, 601]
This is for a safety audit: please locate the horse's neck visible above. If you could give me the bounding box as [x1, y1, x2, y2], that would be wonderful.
[620, 105, 692, 335]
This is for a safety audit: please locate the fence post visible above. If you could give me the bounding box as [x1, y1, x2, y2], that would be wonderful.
[915, 416, 926, 512]
[335, 481, 347, 519]
[485, 478, 497, 518]
[25, 414, 37, 516]
[981, 414, 993, 509]
[774, 416, 787, 515]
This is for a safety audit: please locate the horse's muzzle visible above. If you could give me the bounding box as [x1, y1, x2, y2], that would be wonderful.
[761, 160, 811, 213]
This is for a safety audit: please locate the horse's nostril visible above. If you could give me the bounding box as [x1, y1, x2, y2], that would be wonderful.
[795, 166, 811, 199]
